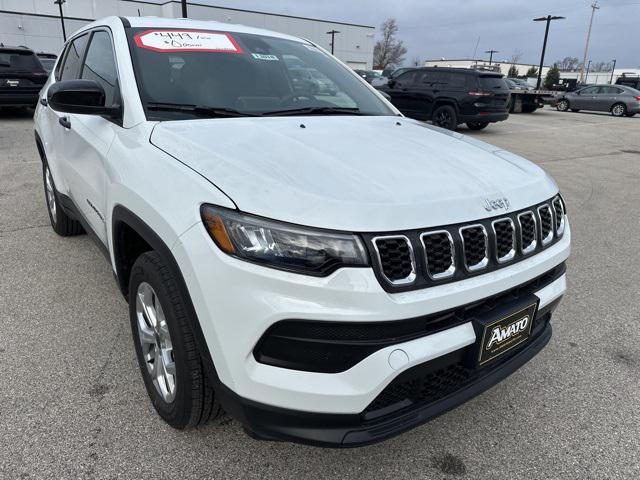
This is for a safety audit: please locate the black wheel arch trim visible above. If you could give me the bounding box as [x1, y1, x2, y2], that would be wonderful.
[111, 205, 217, 380]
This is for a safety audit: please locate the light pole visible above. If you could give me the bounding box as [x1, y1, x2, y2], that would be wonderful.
[485, 50, 498, 65]
[54, 0, 66, 41]
[533, 15, 565, 90]
[326, 29, 340, 55]
[609, 59, 617, 84]
[181, 0, 188, 18]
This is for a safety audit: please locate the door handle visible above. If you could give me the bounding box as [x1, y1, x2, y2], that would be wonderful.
[59, 116, 71, 129]
[39, 97, 48, 106]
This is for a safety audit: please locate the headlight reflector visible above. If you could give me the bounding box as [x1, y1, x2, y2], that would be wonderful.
[201, 205, 369, 276]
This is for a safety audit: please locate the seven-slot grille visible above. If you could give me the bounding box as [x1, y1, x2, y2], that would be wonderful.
[367, 197, 566, 291]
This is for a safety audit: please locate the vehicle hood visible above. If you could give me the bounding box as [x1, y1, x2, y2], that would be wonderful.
[150, 116, 558, 231]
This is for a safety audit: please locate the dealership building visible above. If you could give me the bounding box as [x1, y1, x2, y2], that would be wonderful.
[0, 0, 375, 69]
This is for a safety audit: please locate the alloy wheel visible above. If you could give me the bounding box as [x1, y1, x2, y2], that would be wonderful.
[135, 281, 177, 403]
[557, 100, 569, 112]
[612, 104, 625, 117]
[434, 111, 453, 129]
[45, 166, 57, 222]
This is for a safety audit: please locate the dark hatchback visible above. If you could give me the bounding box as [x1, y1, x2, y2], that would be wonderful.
[0, 46, 48, 108]
[379, 67, 510, 130]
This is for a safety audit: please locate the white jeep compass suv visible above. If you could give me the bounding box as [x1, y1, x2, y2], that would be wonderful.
[33, 16, 570, 447]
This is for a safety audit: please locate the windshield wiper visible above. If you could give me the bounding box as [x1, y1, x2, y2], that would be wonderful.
[146, 102, 261, 118]
[262, 106, 364, 117]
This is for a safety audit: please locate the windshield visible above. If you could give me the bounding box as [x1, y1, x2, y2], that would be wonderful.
[126, 28, 394, 119]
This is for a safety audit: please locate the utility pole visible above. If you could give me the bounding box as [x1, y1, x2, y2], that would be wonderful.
[326, 29, 340, 55]
[533, 15, 565, 90]
[181, 0, 188, 18]
[579, 1, 599, 83]
[609, 59, 617, 84]
[484, 50, 498, 65]
[53, 0, 66, 41]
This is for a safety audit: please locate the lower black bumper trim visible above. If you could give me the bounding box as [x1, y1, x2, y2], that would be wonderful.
[215, 322, 553, 448]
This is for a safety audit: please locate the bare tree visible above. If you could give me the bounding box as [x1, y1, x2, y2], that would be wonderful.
[373, 18, 408, 70]
[556, 56, 580, 71]
[508, 49, 524, 64]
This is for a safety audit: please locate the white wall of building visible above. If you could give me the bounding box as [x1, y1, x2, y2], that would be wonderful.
[423, 59, 551, 78]
[0, 0, 375, 68]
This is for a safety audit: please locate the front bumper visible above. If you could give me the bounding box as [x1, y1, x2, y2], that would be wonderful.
[172, 219, 569, 441]
[218, 319, 554, 447]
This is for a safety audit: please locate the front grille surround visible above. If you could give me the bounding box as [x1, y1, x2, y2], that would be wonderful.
[552, 195, 565, 236]
[517, 211, 537, 255]
[491, 218, 516, 264]
[537, 204, 554, 246]
[372, 235, 416, 286]
[419, 230, 456, 280]
[459, 224, 489, 272]
[363, 196, 565, 293]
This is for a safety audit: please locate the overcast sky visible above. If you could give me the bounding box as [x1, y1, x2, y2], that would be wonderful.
[194, 0, 640, 68]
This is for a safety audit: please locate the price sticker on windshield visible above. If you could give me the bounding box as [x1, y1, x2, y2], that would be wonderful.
[134, 30, 244, 54]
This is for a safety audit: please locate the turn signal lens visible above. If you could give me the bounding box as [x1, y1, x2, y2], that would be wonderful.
[201, 209, 235, 254]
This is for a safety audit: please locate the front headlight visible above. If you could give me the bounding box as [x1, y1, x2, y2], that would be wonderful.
[200, 205, 369, 276]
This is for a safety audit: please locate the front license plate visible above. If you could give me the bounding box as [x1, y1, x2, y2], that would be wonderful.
[477, 303, 537, 365]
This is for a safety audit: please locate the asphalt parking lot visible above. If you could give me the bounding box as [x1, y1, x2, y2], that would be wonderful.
[1, 107, 639, 479]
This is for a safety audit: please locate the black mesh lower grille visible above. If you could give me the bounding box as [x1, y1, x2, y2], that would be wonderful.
[422, 232, 453, 277]
[461, 226, 487, 268]
[375, 237, 413, 282]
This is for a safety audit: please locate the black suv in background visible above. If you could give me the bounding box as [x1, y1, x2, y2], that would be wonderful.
[0, 45, 48, 109]
[379, 67, 510, 130]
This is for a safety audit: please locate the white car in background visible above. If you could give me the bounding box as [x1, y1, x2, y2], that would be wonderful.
[34, 16, 570, 447]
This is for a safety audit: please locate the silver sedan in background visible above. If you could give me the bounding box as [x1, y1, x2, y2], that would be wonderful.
[556, 84, 640, 117]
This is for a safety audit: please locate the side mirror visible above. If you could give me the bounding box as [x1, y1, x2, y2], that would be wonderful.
[47, 79, 120, 117]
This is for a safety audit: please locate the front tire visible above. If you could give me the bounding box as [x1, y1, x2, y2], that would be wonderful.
[466, 121, 489, 131]
[432, 105, 457, 130]
[611, 103, 626, 117]
[42, 163, 84, 236]
[128, 251, 222, 429]
[556, 99, 570, 112]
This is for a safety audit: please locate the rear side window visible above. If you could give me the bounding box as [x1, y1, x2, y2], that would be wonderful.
[479, 75, 508, 92]
[81, 31, 119, 106]
[394, 70, 418, 87]
[419, 71, 470, 89]
[59, 34, 89, 81]
[0, 50, 41, 71]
